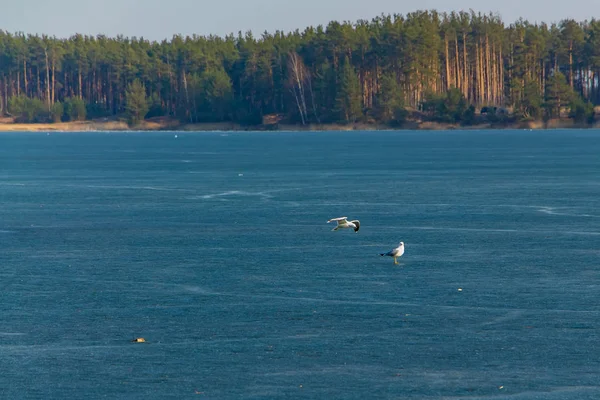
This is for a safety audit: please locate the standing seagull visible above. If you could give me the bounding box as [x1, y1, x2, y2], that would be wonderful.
[327, 216, 360, 232]
[380, 242, 405, 264]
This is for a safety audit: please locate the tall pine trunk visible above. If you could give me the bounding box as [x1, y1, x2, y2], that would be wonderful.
[462, 33, 469, 101]
[23, 59, 28, 97]
[44, 47, 51, 110]
[445, 34, 452, 90]
[455, 34, 461, 92]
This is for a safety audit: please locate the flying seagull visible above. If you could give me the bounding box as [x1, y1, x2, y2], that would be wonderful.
[327, 216, 360, 232]
[380, 241, 405, 264]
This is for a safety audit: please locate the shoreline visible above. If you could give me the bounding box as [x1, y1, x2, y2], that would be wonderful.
[0, 118, 597, 133]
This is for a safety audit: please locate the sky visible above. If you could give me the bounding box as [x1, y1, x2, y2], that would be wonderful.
[0, 0, 597, 41]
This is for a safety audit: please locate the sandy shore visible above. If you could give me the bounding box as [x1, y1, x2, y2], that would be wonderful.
[0, 118, 243, 132]
[0, 117, 595, 132]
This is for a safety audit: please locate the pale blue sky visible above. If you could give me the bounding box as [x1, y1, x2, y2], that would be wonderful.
[0, 0, 596, 41]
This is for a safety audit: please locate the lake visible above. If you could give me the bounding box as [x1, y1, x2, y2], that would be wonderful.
[1, 130, 599, 399]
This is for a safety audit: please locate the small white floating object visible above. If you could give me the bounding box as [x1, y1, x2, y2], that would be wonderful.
[458, 288, 463, 292]
[238, 173, 243, 176]
[174, 134, 178, 138]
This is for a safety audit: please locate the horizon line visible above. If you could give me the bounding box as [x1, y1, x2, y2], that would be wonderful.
[1, 8, 595, 43]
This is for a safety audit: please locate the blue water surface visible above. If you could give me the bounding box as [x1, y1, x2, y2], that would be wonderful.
[1, 130, 599, 399]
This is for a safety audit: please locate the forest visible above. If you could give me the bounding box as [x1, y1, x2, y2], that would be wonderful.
[0, 10, 599, 127]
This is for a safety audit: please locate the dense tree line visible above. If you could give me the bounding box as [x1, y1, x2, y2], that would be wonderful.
[1, 10, 599, 126]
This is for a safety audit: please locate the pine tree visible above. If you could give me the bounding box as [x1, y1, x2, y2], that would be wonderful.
[63, 97, 87, 121]
[334, 56, 362, 123]
[198, 68, 234, 121]
[544, 71, 573, 119]
[376, 72, 406, 125]
[125, 79, 149, 125]
[519, 78, 543, 120]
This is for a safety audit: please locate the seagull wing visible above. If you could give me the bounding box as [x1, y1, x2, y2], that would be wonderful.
[327, 217, 348, 224]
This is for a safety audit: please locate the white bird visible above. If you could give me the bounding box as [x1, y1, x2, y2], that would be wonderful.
[327, 216, 360, 232]
[380, 241, 405, 265]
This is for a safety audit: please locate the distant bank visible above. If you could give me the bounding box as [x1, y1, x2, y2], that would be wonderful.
[0, 117, 596, 132]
